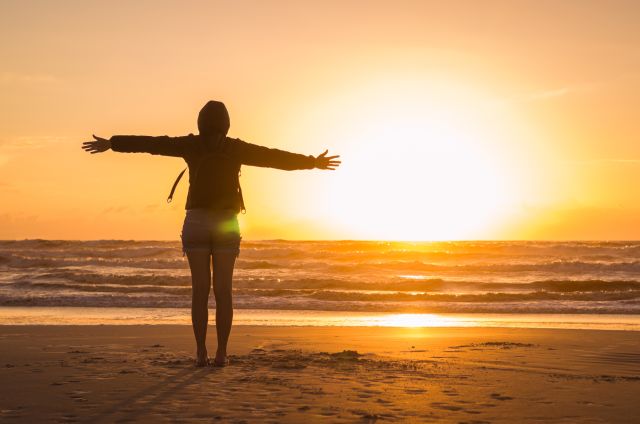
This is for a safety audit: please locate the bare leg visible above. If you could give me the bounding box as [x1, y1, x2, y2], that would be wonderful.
[186, 250, 212, 366]
[212, 251, 237, 364]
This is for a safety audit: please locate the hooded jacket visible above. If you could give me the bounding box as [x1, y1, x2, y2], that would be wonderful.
[110, 134, 316, 212]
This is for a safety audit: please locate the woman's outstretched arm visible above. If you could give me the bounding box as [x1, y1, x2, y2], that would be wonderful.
[82, 134, 193, 157]
[231, 138, 341, 171]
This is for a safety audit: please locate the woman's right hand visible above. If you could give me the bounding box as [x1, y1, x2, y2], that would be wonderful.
[82, 134, 111, 154]
[314, 149, 341, 170]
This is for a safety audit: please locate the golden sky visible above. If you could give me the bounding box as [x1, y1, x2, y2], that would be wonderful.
[1, 0, 639, 240]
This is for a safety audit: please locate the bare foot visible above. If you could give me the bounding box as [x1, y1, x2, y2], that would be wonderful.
[195, 349, 209, 367]
[213, 350, 229, 367]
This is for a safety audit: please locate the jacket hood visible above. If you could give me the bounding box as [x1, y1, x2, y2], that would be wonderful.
[198, 101, 230, 136]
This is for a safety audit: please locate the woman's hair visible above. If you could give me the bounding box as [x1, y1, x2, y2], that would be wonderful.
[198, 101, 230, 136]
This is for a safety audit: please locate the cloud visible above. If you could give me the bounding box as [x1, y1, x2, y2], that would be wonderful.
[0, 136, 70, 150]
[102, 206, 132, 214]
[0, 181, 15, 191]
[487, 85, 578, 108]
[0, 71, 58, 85]
[568, 158, 640, 165]
[0, 136, 71, 168]
[526, 87, 570, 101]
[490, 82, 598, 107]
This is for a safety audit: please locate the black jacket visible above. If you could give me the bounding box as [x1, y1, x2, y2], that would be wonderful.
[110, 134, 316, 212]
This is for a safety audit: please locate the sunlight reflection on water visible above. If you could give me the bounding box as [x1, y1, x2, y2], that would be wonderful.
[1, 307, 639, 330]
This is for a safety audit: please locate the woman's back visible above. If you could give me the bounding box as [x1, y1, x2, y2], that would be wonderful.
[110, 134, 317, 212]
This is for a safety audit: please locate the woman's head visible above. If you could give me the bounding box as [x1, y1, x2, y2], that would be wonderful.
[198, 101, 230, 136]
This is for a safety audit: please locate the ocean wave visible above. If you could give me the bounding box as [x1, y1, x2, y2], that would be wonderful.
[5, 280, 191, 295]
[28, 271, 190, 286]
[0, 239, 176, 249]
[3, 242, 640, 276]
[298, 290, 640, 303]
[0, 252, 286, 270]
[0, 253, 188, 269]
[2, 293, 639, 314]
[5, 269, 640, 294]
[2, 239, 640, 314]
[235, 277, 640, 293]
[5, 278, 639, 303]
[3, 239, 639, 262]
[328, 259, 640, 274]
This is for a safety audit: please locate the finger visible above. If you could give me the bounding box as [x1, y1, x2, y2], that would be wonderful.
[325, 155, 340, 160]
[318, 149, 328, 157]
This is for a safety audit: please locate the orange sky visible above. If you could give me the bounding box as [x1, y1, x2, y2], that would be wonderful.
[1, 0, 639, 240]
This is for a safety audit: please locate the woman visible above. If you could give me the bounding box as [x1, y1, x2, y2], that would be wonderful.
[82, 100, 340, 367]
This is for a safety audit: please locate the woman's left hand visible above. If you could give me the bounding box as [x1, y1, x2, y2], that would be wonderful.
[315, 150, 341, 170]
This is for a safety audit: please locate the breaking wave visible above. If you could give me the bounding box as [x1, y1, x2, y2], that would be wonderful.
[1, 240, 639, 314]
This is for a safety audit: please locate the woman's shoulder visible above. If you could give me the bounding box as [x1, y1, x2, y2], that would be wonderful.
[174, 134, 200, 155]
[221, 136, 248, 153]
[224, 136, 244, 145]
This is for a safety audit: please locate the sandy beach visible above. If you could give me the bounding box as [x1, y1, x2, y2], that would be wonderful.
[1, 325, 638, 423]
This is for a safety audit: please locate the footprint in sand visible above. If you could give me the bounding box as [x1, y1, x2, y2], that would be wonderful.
[351, 411, 390, 422]
[0, 406, 26, 420]
[318, 406, 340, 416]
[55, 413, 78, 423]
[431, 402, 482, 415]
[479, 403, 497, 408]
[67, 390, 90, 401]
[490, 392, 514, 401]
[430, 402, 463, 411]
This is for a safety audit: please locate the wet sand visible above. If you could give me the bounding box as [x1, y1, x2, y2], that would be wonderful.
[1, 325, 639, 423]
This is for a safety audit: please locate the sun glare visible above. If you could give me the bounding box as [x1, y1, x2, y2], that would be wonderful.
[306, 76, 527, 240]
[367, 313, 463, 328]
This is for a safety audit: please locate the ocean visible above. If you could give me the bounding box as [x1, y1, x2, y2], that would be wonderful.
[1, 240, 639, 329]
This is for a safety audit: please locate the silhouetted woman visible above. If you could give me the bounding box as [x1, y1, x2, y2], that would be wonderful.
[82, 101, 340, 366]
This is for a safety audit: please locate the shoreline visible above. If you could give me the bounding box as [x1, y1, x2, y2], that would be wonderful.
[1, 306, 640, 330]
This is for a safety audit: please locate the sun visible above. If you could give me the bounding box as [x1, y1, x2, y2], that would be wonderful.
[299, 75, 530, 240]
